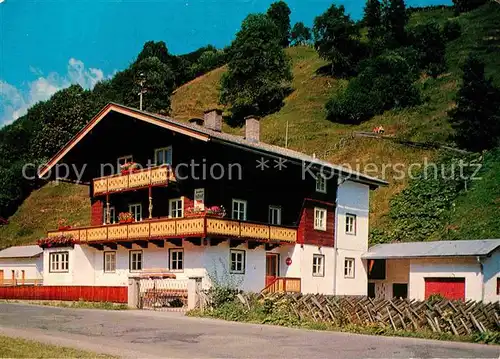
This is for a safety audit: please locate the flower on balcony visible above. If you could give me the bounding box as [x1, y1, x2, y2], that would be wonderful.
[37, 235, 75, 248]
[57, 218, 71, 231]
[118, 212, 134, 223]
[120, 162, 140, 174]
[185, 205, 226, 218]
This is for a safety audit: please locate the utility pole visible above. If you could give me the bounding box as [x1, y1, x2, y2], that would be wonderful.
[285, 121, 289, 148]
[138, 72, 146, 111]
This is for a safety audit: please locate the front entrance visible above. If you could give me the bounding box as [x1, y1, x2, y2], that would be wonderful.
[265, 253, 280, 287]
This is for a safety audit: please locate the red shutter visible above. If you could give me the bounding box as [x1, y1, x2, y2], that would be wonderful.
[425, 278, 465, 300]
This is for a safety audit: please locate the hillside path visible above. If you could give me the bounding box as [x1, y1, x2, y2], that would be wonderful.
[0, 303, 498, 358]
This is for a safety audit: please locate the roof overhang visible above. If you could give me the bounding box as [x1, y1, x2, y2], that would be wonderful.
[38, 103, 210, 178]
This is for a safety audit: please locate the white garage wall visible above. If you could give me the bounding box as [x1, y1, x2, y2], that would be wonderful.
[409, 257, 482, 301]
[0, 257, 43, 282]
[483, 249, 500, 303]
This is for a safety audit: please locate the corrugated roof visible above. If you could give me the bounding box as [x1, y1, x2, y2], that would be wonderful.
[362, 239, 500, 259]
[118, 104, 388, 188]
[0, 245, 42, 259]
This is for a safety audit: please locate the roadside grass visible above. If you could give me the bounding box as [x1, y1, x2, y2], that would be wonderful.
[0, 299, 128, 310]
[0, 335, 114, 358]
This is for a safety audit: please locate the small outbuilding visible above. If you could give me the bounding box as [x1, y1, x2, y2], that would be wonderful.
[362, 239, 500, 303]
[0, 245, 43, 285]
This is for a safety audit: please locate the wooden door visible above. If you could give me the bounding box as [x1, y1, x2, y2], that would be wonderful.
[0, 270, 3, 285]
[425, 278, 465, 300]
[265, 254, 279, 287]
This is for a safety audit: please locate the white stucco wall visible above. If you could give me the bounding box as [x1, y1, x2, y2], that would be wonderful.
[409, 257, 482, 301]
[334, 180, 370, 295]
[483, 249, 500, 303]
[0, 256, 43, 282]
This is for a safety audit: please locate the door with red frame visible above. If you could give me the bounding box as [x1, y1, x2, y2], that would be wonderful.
[266, 254, 279, 287]
[425, 277, 466, 300]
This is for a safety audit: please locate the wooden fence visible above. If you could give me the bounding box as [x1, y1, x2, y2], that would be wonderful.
[263, 293, 500, 335]
[0, 286, 128, 303]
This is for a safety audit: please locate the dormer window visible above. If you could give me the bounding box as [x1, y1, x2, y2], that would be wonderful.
[316, 174, 327, 193]
[155, 146, 173, 166]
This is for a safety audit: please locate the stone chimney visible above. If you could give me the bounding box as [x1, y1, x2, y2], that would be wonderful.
[245, 115, 260, 143]
[203, 109, 223, 132]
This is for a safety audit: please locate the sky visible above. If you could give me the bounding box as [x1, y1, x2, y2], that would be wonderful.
[0, 0, 451, 127]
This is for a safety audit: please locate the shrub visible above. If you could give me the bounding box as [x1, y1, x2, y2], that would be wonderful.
[326, 52, 420, 124]
[442, 20, 462, 41]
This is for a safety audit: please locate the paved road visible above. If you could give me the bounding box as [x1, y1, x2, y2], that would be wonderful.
[0, 303, 498, 359]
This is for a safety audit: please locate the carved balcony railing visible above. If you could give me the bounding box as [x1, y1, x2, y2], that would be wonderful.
[93, 165, 175, 196]
[47, 217, 297, 244]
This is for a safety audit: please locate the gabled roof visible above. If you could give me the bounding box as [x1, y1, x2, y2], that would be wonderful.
[0, 245, 42, 259]
[362, 239, 500, 259]
[39, 103, 387, 187]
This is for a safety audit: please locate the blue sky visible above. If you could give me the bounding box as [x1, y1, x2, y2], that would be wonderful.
[0, 0, 451, 126]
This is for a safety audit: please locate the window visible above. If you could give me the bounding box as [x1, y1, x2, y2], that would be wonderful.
[49, 252, 69, 273]
[169, 198, 184, 218]
[316, 174, 327, 193]
[314, 207, 327, 231]
[230, 249, 245, 274]
[129, 203, 142, 222]
[269, 206, 282, 225]
[154, 146, 173, 165]
[344, 258, 355, 278]
[169, 248, 184, 271]
[232, 199, 247, 221]
[129, 250, 143, 272]
[104, 252, 116, 273]
[103, 206, 116, 225]
[346, 214, 356, 235]
[312, 254, 325, 277]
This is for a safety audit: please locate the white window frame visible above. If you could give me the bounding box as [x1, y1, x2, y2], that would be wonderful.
[346, 213, 357, 235]
[129, 203, 142, 222]
[49, 252, 69, 273]
[169, 198, 184, 218]
[129, 250, 143, 272]
[230, 249, 246, 274]
[154, 146, 173, 166]
[169, 248, 184, 271]
[314, 207, 327, 231]
[269, 205, 282, 225]
[232, 199, 247, 221]
[344, 258, 355, 278]
[312, 254, 325, 277]
[117, 155, 133, 173]
[315, 173, 327, 193]
[104, 251, 116, 273]
[103, 206, 116, 225]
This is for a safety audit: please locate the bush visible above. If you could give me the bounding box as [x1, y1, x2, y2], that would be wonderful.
[453, 0, 487, 14]
[326, 52, 420, 124]
[409, 20, 447, 77]
[443, 20, 462, 42]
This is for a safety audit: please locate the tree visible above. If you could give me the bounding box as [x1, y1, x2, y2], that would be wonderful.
[409, 20, 447, 77]
[448, 54, 500, 152]
[136, 41, 172, 66]
[452, 0, 487, 14]
[266, 1, 292, 47]
[363, 0, 383, 41]
[313, 4, 361, 75]
[291, 22, 312, 46]
[220, 14, 293, 122]
[131, 57, 175, 114]
[381, 0, 408, 46]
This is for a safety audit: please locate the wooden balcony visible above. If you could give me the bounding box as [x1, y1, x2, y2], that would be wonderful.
[47, 216, 297, 244]
[262, 277, 301, 294]
[93, 165, 175, 196]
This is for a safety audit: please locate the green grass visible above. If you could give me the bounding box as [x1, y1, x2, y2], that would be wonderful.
[0, 300, 129, 310]
[0, 335, 113, 358]
[1, 4, 500, 246]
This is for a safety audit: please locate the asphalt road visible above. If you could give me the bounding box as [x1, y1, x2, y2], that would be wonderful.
[0, 303, 498, 359]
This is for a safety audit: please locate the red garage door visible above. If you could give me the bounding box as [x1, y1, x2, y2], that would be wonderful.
[425, 278, 465, 300]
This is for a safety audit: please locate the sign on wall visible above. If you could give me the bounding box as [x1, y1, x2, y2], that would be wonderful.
[194, 188, 205, 210]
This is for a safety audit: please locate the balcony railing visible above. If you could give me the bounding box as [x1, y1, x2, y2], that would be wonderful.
[47, 216, 297, 244]
[93, 165, 175, 196]
[261, 277, 301, 294]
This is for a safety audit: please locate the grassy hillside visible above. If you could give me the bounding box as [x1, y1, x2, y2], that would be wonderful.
[1, 3, 499, 247]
